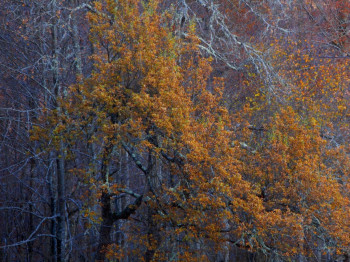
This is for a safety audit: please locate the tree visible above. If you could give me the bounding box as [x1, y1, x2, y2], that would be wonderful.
[0, 0, 92, 260]
[44, 0, 268, 260]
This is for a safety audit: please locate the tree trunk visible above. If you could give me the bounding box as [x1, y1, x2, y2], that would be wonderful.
[56, 150, 66, 262]
[51, 0, 66, 258]
[144, 153, 161, 262]
[96, 192, 114, 261]
[49, 154, 57, 262]
[96, 145, 113, 261]
[71, 0, 83, 77]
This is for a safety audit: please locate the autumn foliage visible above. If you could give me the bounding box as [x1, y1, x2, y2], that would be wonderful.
[1, 0, 350, 261]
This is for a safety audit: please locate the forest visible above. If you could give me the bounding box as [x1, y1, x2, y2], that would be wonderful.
[0, 0, 349, 261]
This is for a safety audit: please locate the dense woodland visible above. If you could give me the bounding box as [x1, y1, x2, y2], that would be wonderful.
[0, 0, 350, 261]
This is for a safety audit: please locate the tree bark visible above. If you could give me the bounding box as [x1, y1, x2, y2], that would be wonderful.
[51, 0, 66, 259]
[56, 150, 66, 262]
[95, 192, 114, 262]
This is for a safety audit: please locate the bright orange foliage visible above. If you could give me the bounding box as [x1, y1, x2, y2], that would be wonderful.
[31, 0, 350, 260]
